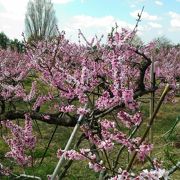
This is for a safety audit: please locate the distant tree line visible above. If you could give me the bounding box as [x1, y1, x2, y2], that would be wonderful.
[0, 32, 25, 53]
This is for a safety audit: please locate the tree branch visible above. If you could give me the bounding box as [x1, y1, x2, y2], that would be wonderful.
[0, 111, 78, 127]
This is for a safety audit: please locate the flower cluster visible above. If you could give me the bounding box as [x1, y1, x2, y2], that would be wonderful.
[57, 148, 105, 172]
[139, 168, 169, 180]
[59, 105, 75, 113]
[80, 118, 152, 158]
[24, 81, 37, 102]
[137, 143, 153, 161]
[33, 92, 53, 110]
[109, 168, 169, 180]
[117, 111, 142, 128]
[0, 163, 10, 176]
[96, 91, 121, 110]
[77, 107, 90, 115]
[2, 114, 36, 166]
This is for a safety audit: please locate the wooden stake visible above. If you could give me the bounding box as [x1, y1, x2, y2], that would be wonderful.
[149, 57, 155, 144]
[51, 104, 87, 180]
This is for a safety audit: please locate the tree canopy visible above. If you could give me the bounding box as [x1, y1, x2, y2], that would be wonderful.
[25, 0, 58, 41]
[0, 32, 24, 52]
[0, 32, 9, 49]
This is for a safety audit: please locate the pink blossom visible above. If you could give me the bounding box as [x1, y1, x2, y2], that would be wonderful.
[33, 93, 53, 110]
[2, 116, 36, 166]
[137, 143, 153, 161]
[140, 168, 169, 180]
[100, 119, 116, 130]
[57, 149, 85, 160]
[88, 161, 105, 172]
[0, 164, 10, 176]
[60, 105, 75, 113]
[77, 107, 89, 115]
[43, 115, 50, 120]
[117, 111, 142, 128]
[96, 91, 121, 110]
[24, 81, 36, 102]
[98, 139, 114, 150]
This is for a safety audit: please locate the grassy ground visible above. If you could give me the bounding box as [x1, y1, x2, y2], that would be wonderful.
[140, 97, 180, 179]
[0, 96, 180, 179]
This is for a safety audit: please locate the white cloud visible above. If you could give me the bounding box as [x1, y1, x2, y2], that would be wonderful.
[155, 1, 163, 6]
[69, 15, 133, 29]
[60, 15, 134, 42]
[0, 0, 28, 16]
[0, 0, 71, 39]
[148, 22, 162, 28]
[169, 11, 180, 29]
[130, 10, 158, 21]
[157, 30, 163, 35]
[80, 0, 86, 3]
[130, 4, 136, 8]
[176, 0, 180, 2]
[134, 0, 146, 2]
[0, 0, 28, 39]
[52, 0, 73, 4]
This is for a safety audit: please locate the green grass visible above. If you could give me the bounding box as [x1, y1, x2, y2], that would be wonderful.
[140, 97, 180, 180]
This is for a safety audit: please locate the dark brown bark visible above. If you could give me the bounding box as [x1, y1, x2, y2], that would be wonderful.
[0, 111, 78, 127]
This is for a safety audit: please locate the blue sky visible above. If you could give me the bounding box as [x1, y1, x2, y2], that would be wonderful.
[0, 0, 180, 44]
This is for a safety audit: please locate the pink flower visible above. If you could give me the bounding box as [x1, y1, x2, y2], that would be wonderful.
[122, 89, 134, 104]
[140, 168, 169, 180]
[57, 149, 85, 160]
[109, 170, 130, 180]
[60, 105, 75, 113]
[98, 139, 114, 150]
[2, 115, 36, 167]
[117, 111, 142, 128]
[100, 119, 115, 130]
[24, 81, 36, 102]
[77, 107, 89, 115]
[43, 115, 50, 120]
[137, 143, 153, 161]
[88, 161, 105, 172]
[33, 93, 53, 110]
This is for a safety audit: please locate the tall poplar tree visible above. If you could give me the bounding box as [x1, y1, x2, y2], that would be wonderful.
[25, 0, 58, 41]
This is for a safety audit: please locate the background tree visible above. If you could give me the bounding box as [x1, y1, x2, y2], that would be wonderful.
[130, 34, 144, 48]
[9, 39, 25, 53]
[0, 32, 9, 49]
[153, 36, 173, 49]
[25, 0, 58, 41]
[0, 32, 24, 52]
